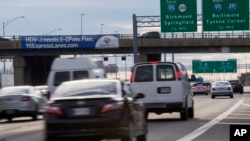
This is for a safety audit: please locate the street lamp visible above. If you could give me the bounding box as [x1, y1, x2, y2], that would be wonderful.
[101, 24, 104, 34]
[3, 16, 25, 37]
[81, 14, 85, 35]
[45, 28, 62, 35]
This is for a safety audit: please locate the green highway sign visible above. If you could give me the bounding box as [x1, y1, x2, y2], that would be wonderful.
[160, 0, 197, 32]
[192, 59, 237, 73]
[202, 0, 249, 31]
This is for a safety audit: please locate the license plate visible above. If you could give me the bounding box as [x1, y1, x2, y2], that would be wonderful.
[72, 108, 90, 116]
[158, 87, 171, 93]
[146, 103, 166, 108]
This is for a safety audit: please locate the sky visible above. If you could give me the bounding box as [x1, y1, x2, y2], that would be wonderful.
[1, 0, 250, 80]
[0, 0, 203, 36]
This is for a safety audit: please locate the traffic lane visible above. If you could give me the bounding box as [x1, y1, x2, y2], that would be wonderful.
[193, 93, 241, 119]
[191, 94, 250, 141]
[146, 94, 245, 141]
[147, 114, 209, 141]
[2, 94, 247, 141]
[6, 126, 43, 141]
[0, 116, 43, 137]
[1, 117, 44, 141]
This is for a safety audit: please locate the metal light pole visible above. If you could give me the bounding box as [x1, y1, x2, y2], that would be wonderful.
[3, 16, 25, 37]
[45, 28, 61, 35]
[101, 24, 104, 34]
[81, 14, 85, 35]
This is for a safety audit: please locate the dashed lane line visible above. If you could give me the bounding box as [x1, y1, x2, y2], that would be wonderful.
[177, 100, 243, 141]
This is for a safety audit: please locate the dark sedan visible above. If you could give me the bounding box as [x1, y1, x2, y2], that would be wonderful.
[228, 80, 244, 94]
[43, 79, 147, 141]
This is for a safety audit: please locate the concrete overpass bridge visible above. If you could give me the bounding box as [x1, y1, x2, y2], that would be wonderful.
[1, 32, 250, 86]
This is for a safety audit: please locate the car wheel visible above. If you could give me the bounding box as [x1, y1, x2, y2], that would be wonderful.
[32, 106, 39, 120]
[136, 134, 147, 141]
[211, 95, 215, 99]
[188, 100, 194, 118]
[144, 111, 148, 120]
[180, 105, 188, 120]
[7, 117, 12, 122]
[230, 95, 234, 98]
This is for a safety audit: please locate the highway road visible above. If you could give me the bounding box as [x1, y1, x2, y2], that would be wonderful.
[1, 90, 250, 141]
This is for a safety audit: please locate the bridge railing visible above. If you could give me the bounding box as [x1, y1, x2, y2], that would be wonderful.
[1, 31, 250, 41]
[115, 31, 250, 39]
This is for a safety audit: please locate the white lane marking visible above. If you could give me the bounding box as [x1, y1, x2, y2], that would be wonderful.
[241, 103, 250, 107]
[177, 100, 243, 141]
[219, 122, 250, 125]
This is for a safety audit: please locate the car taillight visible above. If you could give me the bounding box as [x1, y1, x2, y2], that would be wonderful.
[130, 72, 135, 83]
[100, 102, 124, 114]
[151, 61, 158, 65]
[44, 105, 63, 116]
[212, 88, 216, 91]
[176, 71, 182, 81]
[192, 87, 195, 91]
[202, 86, 207, 90]
[227, 87, 231, 90]
[21, 96, 31, 101]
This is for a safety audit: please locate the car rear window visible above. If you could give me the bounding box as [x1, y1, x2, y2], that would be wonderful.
[0, 87, 31, 95]
[134, 65, 153, 82]
[157, 65, 175, 81]
[53, 81, 117, 97]
[213, 81, 230, 86]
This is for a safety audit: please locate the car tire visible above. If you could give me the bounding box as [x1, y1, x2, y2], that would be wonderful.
[211, 95, 215, 99]
[32, 110, 38, 120]
[188, 100, 194, 118]
[180, 105, 188, 120]
[137, 134, 147, 141]
[230, 95, 234, 98]
[144, 111, 148, 120]
[7, 117, 12, 122]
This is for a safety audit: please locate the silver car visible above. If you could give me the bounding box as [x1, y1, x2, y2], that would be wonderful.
[0, 86, 47, 122]
[191, 82, 210, 95]
[211, 81, 233, 99]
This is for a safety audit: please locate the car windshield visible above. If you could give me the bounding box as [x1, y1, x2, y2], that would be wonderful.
[0, 87, 30, 95]
[53, 81, 117, 98]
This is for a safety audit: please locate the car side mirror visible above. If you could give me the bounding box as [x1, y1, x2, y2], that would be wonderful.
[133, 93, 145, 99]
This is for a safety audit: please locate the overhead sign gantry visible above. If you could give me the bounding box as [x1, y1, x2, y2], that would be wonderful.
[202, 0, 249, 31]
[160, 0, 197, 32]
[192, 59, 237, 73]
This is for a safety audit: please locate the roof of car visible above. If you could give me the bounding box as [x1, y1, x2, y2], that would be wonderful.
[61, 79, 121, 85]
[1, 85, 33, 90]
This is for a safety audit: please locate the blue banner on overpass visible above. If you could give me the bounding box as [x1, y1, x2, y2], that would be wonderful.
[20, 35, 119, 50]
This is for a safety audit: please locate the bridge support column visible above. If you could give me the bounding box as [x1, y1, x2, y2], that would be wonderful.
[13, 56, 27, 86]
[13, 56, 57, 86]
